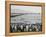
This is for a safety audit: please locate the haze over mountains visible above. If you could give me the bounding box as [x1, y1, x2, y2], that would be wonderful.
[11, 9, 41, 24]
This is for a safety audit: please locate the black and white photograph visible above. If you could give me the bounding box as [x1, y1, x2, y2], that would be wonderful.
[10, 5, 42, 32]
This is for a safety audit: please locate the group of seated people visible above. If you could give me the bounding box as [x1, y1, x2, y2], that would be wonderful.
[10, 23, 42, 32]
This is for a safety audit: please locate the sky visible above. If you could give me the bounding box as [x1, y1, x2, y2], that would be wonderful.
[11, 5, 41, 14]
